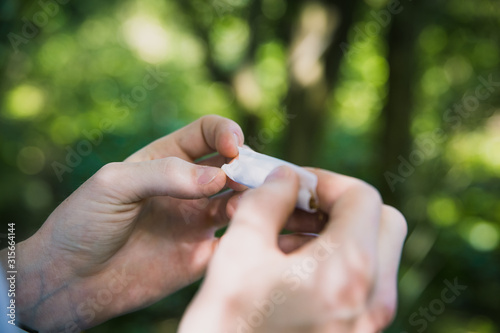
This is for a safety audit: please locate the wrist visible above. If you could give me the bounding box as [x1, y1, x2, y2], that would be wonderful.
[179, 290, 233, 333]
[1, 234, 75, 331]
[180, 286, 267, 333]
[0, 231, 108, 332]
[1, 223, 145, 332]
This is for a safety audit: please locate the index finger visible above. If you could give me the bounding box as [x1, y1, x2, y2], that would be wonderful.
[125, 115, 244, 162]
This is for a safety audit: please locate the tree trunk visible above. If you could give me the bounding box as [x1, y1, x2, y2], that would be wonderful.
[283, 0, 358, 165]
[378, 4, 417, 206]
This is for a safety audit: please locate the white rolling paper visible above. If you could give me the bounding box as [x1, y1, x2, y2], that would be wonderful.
[221, 147, 319, 213]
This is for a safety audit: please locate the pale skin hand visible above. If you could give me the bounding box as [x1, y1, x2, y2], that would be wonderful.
[179, 166, 408, 333]
[0, 115, 248, 332]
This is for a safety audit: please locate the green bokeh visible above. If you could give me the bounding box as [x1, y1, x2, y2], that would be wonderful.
[1, 0, 499, 332]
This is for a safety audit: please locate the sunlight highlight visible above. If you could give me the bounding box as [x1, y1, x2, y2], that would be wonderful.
[5, 85, 45, 119]
[122, 15, 171, 63]
[469, 221, 499, 252]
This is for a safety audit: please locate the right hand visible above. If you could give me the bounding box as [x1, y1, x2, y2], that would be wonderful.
[179, 166, 407, 333]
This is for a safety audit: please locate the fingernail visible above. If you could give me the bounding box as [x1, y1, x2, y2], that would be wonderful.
[233, 133, 240, 147]
[266, 166, 291, 181]
[197, 167, 220, 185]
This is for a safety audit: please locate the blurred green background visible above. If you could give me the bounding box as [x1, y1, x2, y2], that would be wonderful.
[1, 0, 499, 332]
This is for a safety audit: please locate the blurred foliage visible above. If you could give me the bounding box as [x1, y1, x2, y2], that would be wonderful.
[1, 0, 499, 332]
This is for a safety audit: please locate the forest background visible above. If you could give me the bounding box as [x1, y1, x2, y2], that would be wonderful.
[1, 0, 499, 332]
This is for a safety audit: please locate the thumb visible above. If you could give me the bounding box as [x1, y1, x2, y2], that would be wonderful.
[91, 157, 227, 203]
[225, 166, 300, 248]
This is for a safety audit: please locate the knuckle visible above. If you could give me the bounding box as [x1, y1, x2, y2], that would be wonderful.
[382, 205, 408, 237]
[349, 179, 383, 205]
[318, 254, 374, 318]
[200, 114, 221, 124]
[361, 183, 383, 204]
[382, 204, 405, 221]
[202, 114, 240, 132]
[371, 297, 397, 329]
[160, 156, 179, 174]
[93, 162, 122, 187]
[342, 264, 373, 307]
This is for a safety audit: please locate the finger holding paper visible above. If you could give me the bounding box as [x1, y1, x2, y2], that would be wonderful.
[222, 147, 319, 212]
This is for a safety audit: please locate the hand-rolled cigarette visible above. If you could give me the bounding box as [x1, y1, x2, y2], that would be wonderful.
[221, 147, 319, 213]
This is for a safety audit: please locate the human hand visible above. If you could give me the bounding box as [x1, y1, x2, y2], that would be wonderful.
[1, 115, 245, 331]
[179, 166, 407, 333]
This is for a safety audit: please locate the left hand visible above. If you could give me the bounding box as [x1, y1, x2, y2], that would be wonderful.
[2, 115, 245, 331]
